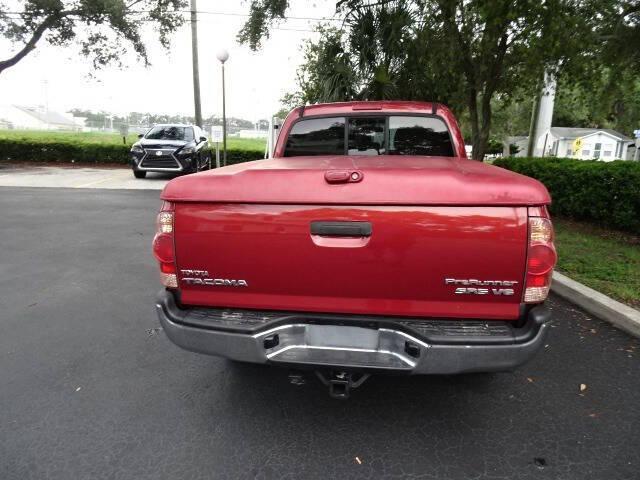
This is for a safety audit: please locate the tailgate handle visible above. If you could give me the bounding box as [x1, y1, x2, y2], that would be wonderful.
[324, 170, 363, 184]
[310, 221, 372, 237]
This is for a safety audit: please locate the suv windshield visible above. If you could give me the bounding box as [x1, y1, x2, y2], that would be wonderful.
[145, 126, 194, 141]
[284, 115, 454, 157]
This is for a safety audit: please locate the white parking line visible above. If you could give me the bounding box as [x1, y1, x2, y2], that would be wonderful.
[73, 175, 124, 188]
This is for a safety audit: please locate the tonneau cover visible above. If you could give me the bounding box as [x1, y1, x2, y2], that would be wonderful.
[161, 156, 550, 206]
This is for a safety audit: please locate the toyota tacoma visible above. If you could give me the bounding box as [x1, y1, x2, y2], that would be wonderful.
[153, 101, 556, 398]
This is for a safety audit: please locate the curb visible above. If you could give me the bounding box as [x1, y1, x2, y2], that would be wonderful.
[552, 271, 640, 338]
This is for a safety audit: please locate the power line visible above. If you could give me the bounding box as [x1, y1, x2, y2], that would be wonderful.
[2, 9, 343, 22]
[193, 10, 343, 22]
[2, 11, 321, 32]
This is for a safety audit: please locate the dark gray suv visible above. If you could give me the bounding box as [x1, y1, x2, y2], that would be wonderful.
[130, 124, 211, 178]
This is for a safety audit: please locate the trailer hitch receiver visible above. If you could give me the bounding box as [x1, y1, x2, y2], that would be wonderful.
[315, 370, 371, 399]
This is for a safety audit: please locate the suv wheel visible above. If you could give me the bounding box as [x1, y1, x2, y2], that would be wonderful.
[133, 170, 146, 179]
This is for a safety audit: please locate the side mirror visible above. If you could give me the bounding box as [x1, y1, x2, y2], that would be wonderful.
[200, 136, 208, 143]
[137, 133, 143, 139]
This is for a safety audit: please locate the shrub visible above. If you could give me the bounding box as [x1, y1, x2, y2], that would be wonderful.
[223, 149, 266, 166]
[494, 157, 640, 234]
[0, 138, 264, 166]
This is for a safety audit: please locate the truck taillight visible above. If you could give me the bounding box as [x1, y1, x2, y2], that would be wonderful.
[152, 202, 177, 288]
[524, 216, 557, 303]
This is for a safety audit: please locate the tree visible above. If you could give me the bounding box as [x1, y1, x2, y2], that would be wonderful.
[541, 0, 640, 137]
[0, 0, 186, 75]
[238, 0, 610, 160]
[552, 69, 640, 136]
[602, 1, 640, 70]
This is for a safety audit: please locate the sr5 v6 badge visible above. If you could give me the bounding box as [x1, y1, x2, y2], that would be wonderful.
[181, 269, 248, 287]
[445, 278, 517, 296]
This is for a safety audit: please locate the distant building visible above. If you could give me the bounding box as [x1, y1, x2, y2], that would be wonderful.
[507, 136, 529, 157]
[0, 105, 84, 131]
[237, 129, 268, 139]
[510, 127, 634, 160]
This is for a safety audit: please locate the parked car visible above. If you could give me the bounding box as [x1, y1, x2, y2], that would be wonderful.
[130, 124, 211, 178]
[152, 101, 556, 398]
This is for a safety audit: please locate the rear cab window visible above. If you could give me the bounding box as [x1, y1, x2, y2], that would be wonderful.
[283, 118, 345, 156]
[283, 115, 454, 157]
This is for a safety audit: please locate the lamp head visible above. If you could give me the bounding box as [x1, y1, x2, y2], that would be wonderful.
[216, 49, 229, 64]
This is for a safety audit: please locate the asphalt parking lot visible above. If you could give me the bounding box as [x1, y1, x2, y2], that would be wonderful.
[1, 186, 639, 480]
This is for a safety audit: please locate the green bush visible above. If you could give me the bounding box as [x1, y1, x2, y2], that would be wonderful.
[0, 138, 264, 166]
[223, 149, 266, 166]
[494, 157, 640, 234]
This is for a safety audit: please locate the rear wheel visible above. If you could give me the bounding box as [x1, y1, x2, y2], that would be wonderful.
[133, 170, 146, 179]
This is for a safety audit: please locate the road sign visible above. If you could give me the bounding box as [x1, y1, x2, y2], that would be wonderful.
[210, 125, 223, 143]
[572, 137, 583, 155]
[119, 124, 129, 144]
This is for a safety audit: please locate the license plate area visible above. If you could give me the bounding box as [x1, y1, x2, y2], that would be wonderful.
[305, 324, 378, 349]
[256, 324, 428, 370]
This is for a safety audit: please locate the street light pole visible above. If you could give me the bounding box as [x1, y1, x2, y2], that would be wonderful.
[216, 49, 229, 166]
[221, 62, 227, 166]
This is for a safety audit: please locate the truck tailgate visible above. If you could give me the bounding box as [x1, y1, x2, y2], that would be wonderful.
[173, 204, 527, 320]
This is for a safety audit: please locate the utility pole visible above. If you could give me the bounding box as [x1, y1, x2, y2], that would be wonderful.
[42, 80, 49, 130]
[190, 0, 203, 127]
[527, 71, 557, 157]
[526, 87, 541, 157]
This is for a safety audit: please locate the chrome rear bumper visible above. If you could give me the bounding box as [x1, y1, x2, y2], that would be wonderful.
[156, 290, 551, 374]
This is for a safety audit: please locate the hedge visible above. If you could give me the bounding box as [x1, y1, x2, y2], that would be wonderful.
[0, 138, 264, 166]
[494, 157, 640, 234]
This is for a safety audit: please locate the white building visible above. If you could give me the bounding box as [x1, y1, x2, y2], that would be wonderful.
[0, 105, 83, 131]
[535, 127, 633, 161]
[236, 129, 269, 139]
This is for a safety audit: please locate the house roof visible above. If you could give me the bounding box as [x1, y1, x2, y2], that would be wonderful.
[14, 105, 77, 127]
[551, 127, 633, 141]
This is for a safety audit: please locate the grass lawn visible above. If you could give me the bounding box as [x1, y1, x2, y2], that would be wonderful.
[0, 129, 140, 145]
[0, 129, 266, 150]
[554, 218, 640, 308]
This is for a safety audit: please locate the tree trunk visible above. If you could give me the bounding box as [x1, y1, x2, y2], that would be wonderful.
[470, 91, 493, 161]
[469, 97, 491, 161]
[471, 130, 490, 161]
[467, 89, 483, 160]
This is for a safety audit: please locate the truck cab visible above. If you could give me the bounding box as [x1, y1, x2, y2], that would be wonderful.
[153, 101, 556, 398]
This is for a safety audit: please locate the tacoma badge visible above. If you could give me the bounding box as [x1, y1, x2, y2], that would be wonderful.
[180, 269, 248, 287]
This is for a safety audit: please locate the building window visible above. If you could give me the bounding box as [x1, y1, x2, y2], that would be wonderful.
[603, 150, 612, 157]
[566, 148, 572, 156]
[582, 149, 591, 156]
[594, 142, 602, 159]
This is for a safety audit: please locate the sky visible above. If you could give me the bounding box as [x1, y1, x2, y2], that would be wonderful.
[0, 0, 338, 121]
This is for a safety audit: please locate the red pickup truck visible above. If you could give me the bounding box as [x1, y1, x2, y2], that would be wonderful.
[153, 101, 556, 398]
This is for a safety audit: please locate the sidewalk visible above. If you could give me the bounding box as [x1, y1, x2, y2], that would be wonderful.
[553, 271, 640, 338]
[0, 165, 170, 190]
